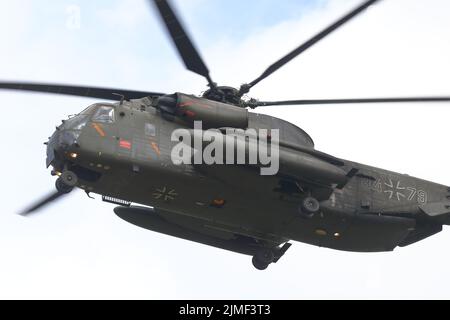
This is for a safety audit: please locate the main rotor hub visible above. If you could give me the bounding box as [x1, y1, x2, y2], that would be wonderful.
[202, 86, 245, 107]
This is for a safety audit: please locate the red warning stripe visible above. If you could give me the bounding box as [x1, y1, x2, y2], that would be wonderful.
[185, 110, 196, 117]
[119, 139, 132, 150]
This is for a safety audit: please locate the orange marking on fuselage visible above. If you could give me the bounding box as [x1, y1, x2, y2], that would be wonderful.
[185, 110, 196, 117]
[92, 123, 106, 137]
[179, 101, 194, 108]
[151, 142, 161, 156]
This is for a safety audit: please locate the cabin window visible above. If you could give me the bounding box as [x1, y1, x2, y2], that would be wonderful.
[92, 106, 115, 123]
[145, 123, 156, 137]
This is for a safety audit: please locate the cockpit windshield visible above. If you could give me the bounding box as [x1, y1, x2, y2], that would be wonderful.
[79, 104, 98, 115]
[92, 105, 115, 123]
[79, 103, 115, 116]
[64, 114, 88, 131]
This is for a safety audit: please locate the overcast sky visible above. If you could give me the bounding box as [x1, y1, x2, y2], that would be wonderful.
[1, 0, 450, 299]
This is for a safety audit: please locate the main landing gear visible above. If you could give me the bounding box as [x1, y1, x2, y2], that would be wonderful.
[252, 243, 292, 271]
[56, 170, 78, 194]
[252, 249, 275, 271]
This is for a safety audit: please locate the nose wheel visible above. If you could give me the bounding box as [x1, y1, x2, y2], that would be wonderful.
[56, 171, 78, 194]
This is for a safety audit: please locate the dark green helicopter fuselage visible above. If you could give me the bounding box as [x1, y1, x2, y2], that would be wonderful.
[47, 96, 450, 260]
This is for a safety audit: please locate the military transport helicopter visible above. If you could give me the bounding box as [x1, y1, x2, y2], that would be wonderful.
[4, 0, 450, 270]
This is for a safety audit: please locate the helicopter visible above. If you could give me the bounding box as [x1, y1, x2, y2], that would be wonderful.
[4, 0, 450, 271]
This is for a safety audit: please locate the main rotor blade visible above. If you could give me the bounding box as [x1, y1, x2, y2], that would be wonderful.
[252, 97, 450, 108]
[151, 0, 215, 89]
[0, 82, 164, 101]
[19, 191, 66, 216]
[242, 0, 380, 93]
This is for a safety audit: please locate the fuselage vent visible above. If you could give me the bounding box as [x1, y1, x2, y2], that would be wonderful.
[102, 196, 131, 207]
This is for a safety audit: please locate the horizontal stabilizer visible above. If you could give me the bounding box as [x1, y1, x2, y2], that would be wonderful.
[419, 202, 450, 217]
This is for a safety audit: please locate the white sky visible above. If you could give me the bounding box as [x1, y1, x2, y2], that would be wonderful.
[1, 0, 450, 299]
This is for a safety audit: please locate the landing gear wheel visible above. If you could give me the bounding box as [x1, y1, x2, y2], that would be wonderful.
[55, 171, 77, 194]
[60, 171, 78, 187]
[299, 196, 320, 218]
[252, 249, 275, 271]
[252, 256, 269, 271]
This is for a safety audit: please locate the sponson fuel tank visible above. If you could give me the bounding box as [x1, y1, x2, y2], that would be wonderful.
[157, 93, 248, 129]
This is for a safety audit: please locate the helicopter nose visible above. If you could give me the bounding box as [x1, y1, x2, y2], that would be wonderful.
[45, 126, 80, 168]
[46, 130, 60, 168]
[59, 129, 79, 147]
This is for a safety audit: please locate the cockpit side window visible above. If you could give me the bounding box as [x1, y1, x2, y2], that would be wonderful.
[92, 106, 115, 123]
[145, 123, 156, 137]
